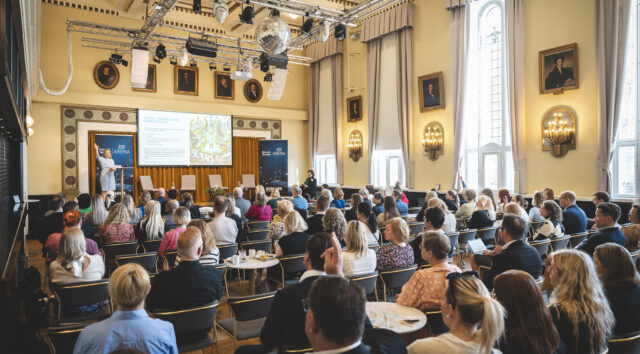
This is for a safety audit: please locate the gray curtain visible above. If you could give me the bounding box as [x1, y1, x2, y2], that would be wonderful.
[450, 5, 470, 190]
[309, 62, 321, 171]
[505, 0, 526, 193]
[396, 28, 414, 188]
[446, 0, 479, 10]
[361, 2, 413, 42]
[366, 39, 383, 184]
[331, 55, 344, 185]
[597, 0, 631, 192]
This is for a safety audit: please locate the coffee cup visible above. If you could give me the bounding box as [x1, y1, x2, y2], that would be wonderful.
[232, 255, 240, 265]
[249, 249, 256, 258]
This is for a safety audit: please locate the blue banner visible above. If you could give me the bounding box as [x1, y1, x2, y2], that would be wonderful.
[95, 134, 135, 196]
[259, 140, 288, 189]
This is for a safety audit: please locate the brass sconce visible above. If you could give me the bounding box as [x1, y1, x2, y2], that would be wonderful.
[347, 130, 363, 162]
[422, 122, 444, 160]
[542, 107, 576, 157]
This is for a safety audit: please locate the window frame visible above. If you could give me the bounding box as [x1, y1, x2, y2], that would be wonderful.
[371, 149, 405, 188]
[314, 154, 337, 185]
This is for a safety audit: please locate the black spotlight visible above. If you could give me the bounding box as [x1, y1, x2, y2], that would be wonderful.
[153, 56, 161, 64]
[170, 56, 177, 65]
[190, 60, 198, 68]
[239, 3, 254, 24]
[223, 64, 231, 72]
[259, 53, 270, 72]
[209, 62, 216, 70]
[301, 17, 314, 35]
[264, 73, 273, 82]
[193, 0, 202, 13]
[153, 43, 166, 63]
[121, 59, 128, 67]
[334, 23, 346, 41]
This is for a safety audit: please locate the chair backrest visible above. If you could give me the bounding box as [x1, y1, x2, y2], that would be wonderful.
[447, 232, 460, 252]
[143, 239, 163, 252]
[294, 207, 308, 220]
[209, 174, 224, 189]
[54, 279, 110, 314]
[218, 243, 238, 263]
[279, 254, 306, 277]
[379, 265, 418, 290]
[47, 323, 88, 354]
[457, 229, 477, 244]
[608, 332, 640, 354]
[228, 292, 276, 321]
[246, 221, 270, 230]
[529, 239, 551, 258]
[102, 241, 139, 260]
[368, 243, 380, 253]
[115, 252, 158, 273]
[528, 220, 545, 237]
[568, 232, 589, 248]
[181, 175, 196, 191]
[213, 263, 227, 282]
[408, 223, 424, 236]
[239, 240, 272, 253]
[163, 250, 178, 267]
[242, 174, 256, 188]
[476, 227, 498, 243]
[139, 176, 155, 192]
[348, 271, 378, 295]
[549, 236, 571, 252]
[456, 218, 468, 229]
[630, 250, 639, 264]
[246, 229, 269, 241]
[153, 301, 219, 339]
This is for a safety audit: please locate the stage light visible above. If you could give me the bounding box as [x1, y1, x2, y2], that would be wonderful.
[190, 60, 198, 68]
[301, 17, 314, 35]
[121, 59, 128, 67]
[239, 3, 254, 24]
[170, 56, 177, 65]
[186, 37, 217, 58]
[264, 73, 273, 81]
[109, 53, 129, 66]
[334, 23, 346, 41]
[193, 0, 201, 13]
[153, 56, 161, 64]
[209, 62, 216, 70]
[156, 44, 166, 59]
[213, 0, 228, 24]
[223, 64, 231, 72]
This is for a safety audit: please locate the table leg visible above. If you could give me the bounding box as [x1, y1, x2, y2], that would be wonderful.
[248, 269, 257, 295]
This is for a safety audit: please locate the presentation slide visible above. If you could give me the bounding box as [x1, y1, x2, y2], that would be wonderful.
[137, 109, 232, 166]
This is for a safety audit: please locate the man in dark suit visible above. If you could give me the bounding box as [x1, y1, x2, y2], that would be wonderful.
[305, 276, 370, 353]
[217, 76, 232, 97]
[576, 202, 626, 257]
[178, 70, 195, 92]
[545, 56, 574, 90]
[559, 191, 587, 235]
[476, 214, 543, 290]
[423, 82, 440, 107]
[41, 195, 65, 243]
[307, 197, 329, 235]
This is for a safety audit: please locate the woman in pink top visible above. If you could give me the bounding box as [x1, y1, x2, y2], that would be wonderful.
[158, 207, 191, 258]
[99, 203, 135, 245]
[45, 210, 101, 262]
[397, 231, 461, 309]
[244, 192, 273, 221]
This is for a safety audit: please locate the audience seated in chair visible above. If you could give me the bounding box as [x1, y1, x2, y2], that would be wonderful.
[415, 191, 438, 223]
[50, 228, 105, 285]
[397, 231, 461, 309]
[466, 195, 495, 229]
[559, 191, 587, 235]
[376, 218, 415, 298]
[155, 187, 168, 204]
[291, 186, 308, 212]
[444, 190, 460, 213]
[45, 210, 101, 262]
[342, 221, 377, 276]
[530, 200, 565, 241]
[162, 200, 179, 231]
[77, 193, 91, 216]
[99, 203, 135, 245]
[181, 192, 201, 220]
[245, 192, 273, 222]
[345, 193, 363, 222]
[233, 187, 251, 217]
[158, 207, 191, 258]
[267, 187, 282, 211]
[429, 198, 457, 234]
[82, 194, 108, 238]
[307, 196, 329, 235]
[356, 202, 380, 244]
[371, 192, 384, 216]
[208, 196, 238, 245]
[392, 189, 409, 216]
[377, 196, 401, 227]
[225, 195, 245, 243]
[410, 207, 444, 265]
[323, 208, 348, 246]
[73, 263, 178, 354]
[134, 200, 165, 243]
[267, 199, 293, 242]
[547, 250, 614, 354]
[136, 191, 151, 218]
[359, 187, 373, 207]
[575, 202, 625, 257]
[42, 195, 65, 242]
[331, 187, 346, 209]
[587, 191, 610, 229]
[275, 211, 310, 257]
[528, 190, 545, 222]
[455, 188, 477, 220]
[593, 243, 640, 336]
[623, 204, 640, 252]
[176, 219, 219, 266]
[122, 194, 142, 225]
[394, 182, 410, 206]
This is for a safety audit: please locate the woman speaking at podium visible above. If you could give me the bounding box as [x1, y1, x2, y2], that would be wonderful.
[94, 143, 116, 200]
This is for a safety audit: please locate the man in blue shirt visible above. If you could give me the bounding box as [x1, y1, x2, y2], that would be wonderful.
[392, 189, 408, 215]
[576, 202, 626, 257]
[74, 263, 178, 354]
[292, 185, 308, 211]
[559, 191, 587, 234]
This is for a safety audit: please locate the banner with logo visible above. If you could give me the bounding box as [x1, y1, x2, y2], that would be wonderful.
[259, 140, 288, 190]
[95, 134, 135, 196]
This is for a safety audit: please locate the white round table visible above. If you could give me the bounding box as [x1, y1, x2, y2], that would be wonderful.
[225, 257, 280, 295]
[366, 302, 427, 334]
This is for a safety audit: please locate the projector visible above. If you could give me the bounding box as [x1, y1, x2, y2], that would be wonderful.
[186, 37, 218, 58]
[231, 70, 253, 81]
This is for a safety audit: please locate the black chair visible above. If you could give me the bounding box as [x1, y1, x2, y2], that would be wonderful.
[294, 208, 308, 220]
[568, 232, 588, 248]
[348, 271, 378, 298]
[246, 221, 269, 230]
[278, 253, 306, 287]
[422, 308, 448, 335]
[153, 301, 220, 353]
[216, 292, 276, 350]
[630, 250, 638, 265]
[239, 240, 272, 254]
[608, 332, 640, 354]
[529, 239, 551, 258]
[213, 263, 230, 299]
[246, 229, 269, 241]
[549, 235, 571, 252]
[142, 239, 163, 253]
[115, 252, 158, 273]
[476, 227, 498, 246]
[378, 265, 418, 302]
[47, 322, 93, 354]
[218, 243, 238, 263]
[101, 241, 138, 261]
[457, 229, 477, 245]
[528, 221, 545, 238]
[408, 223, 424, 237]
[52, 279, 111, 323]
[163, 250, 178, 269]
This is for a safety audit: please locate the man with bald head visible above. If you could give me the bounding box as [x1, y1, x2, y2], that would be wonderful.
[156, 188, 167, 203]
[558, 191, 587, 235]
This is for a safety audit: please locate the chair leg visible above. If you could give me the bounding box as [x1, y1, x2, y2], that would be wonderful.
[213, 323, 220, 354]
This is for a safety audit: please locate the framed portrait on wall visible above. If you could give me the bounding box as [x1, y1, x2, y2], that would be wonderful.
[243, 79, 262, 102]
[174, 66, 199, 95]
[418, 72, 445, 112]
[539, 43, 578, 94]
[347, 96, 362, 122]
[133, 64, 157, 92]
[93, 61, 119, 90]
[215, 71, 234, 99]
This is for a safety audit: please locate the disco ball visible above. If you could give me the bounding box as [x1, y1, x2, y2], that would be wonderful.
[255, 13, 291, 55]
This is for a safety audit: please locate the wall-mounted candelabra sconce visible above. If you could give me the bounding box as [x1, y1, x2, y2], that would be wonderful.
[542, 107, 576, 157]
[347, 130, 363, 162]
[422, 122, 444, 160]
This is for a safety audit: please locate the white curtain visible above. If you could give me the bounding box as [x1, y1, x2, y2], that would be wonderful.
[396, 28, 414, 188]
[597, 0, 632, 192]
[450, 5, 471, 189]
[505, 0, 526, 193]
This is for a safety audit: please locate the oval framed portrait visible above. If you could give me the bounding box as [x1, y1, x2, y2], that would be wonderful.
[243, 79, 263, 103]
[93, 61, 120, 90]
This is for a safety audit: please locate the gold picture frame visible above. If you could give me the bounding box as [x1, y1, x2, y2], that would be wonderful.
[215, 71, 234, 100]
[93, 61, 119, 90]
[539, 43, 579, 94]
[174, 66, 199, 96]
[347, 96, 362, 122]
[418, 71, 445, 112]
[132, 64, 157, 92]
[243, 79, 263, 103]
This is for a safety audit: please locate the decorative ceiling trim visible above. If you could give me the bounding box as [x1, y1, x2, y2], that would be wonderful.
[42, 0, 120, 16]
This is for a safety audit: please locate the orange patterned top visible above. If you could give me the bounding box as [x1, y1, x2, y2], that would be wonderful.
[396, 262, 461, 309]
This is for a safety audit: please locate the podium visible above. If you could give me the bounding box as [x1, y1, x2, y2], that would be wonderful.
[114, 166, 134, 197]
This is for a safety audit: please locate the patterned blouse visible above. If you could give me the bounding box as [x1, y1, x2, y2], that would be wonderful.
[99, 223, 135, 245]
[267, 215, 286, 241]
[396, 263, 461, 309]
[376, 243, 414, 271]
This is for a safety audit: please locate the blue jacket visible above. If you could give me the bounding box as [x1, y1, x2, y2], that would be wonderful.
[292, 196, 308, 211]
[330, 199, 346, 209]
[396, 199, 408, 215]
[372, 203, 384, 215]
[562, 204, 587, 235]
[576, 226, 626, 257]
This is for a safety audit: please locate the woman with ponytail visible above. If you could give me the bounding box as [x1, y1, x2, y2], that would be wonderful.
[408, 272, 505, 354]
[356, 202, 379, 244]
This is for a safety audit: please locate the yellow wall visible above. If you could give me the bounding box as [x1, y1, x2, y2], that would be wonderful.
[340, 0, 599, 196]
[29, 4, 309, 195]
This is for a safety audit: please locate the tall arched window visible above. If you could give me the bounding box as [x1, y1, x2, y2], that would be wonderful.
[462, 0, 514, 190]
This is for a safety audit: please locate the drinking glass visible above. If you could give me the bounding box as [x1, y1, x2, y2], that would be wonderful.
[383, 310, 396, 329]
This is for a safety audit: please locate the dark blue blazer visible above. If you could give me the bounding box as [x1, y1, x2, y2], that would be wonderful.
[372, 203, 384, 215]
[562, 204, 587, 235]
[576, 226, 626, 257]
[483, 240, 543, 290]
[605, 284, 640, 336]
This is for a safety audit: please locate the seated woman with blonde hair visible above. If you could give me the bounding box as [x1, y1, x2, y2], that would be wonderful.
[158, 207, 191, 258]
[175, 219, 220, 266]
[323, 208, 348, 246]
[99, 203, 134, 245]
[342, 221, 376, 276]
[267, 199, 293, 242]
[428, 198, 457, 234]
[245, 192, 273, 222]
[275, 211, 310, 257]
[376, 218, 414, 271]
[397, 231, 461, 309]
[466, 195, 495, 229]
[50, 228, 105, 284]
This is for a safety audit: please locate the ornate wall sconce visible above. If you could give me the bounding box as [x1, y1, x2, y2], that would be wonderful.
[542, 107, 576, 157]
[347, 130, 363, 162]
[422, 122, 444, 160]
